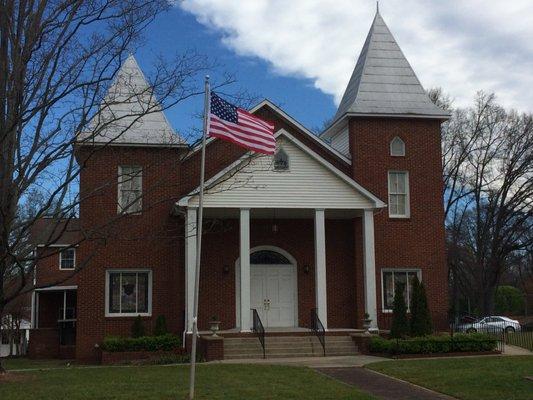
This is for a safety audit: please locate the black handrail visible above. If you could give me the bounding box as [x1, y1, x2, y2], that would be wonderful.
[251, 309, 266, 359]
[311, 308, 326, 356]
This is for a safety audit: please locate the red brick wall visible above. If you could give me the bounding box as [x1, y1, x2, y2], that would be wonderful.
[35, 247, 78, 288]
[30, 106, 449, 362]
[196, 218, 357, 330]
[74, 146, 184, 362]
[349, 117, 448, 329]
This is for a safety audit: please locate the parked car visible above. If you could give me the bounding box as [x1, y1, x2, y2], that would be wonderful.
[456, 316, 521, 333]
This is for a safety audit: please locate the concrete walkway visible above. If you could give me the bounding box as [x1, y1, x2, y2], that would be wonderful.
[316, 367, 457, 400]
[210, 354, 386, 367]
[503, 344, 532, 356]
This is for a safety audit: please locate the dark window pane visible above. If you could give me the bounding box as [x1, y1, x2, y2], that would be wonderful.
[121, 273, 137, 312]
[394, 272, 408, 304]
[60, 248, 75, 269]
[109, 273, 121, 313]
[137, 273, 149, 313]
[250, 250, 290, 264]
[383, 272, 394, 309]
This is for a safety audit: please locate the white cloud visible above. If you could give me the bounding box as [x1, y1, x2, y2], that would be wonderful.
[179, 0, 533, 112]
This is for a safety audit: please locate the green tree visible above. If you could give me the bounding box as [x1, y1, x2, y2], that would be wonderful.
[410, 276, 433, 336]
[494, 286, 525, 315]
[154, 315, 168, 336]
[390, 283, 409, 338]
[131, 315, 145, 338]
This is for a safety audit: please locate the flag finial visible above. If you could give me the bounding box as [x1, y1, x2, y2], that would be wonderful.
[376, 1, 380, 14]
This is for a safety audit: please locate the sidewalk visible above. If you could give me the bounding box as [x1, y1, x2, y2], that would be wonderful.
[503, 344, 532, 356]
[316, 367, 457, 400]
[210, 354, 386, 367]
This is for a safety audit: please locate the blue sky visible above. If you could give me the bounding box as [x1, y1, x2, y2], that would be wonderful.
[136, 7, 336, 138]
[131, 1, 533, 139]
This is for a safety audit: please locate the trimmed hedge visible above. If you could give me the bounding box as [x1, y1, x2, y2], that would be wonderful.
[369, 333, 497, 355]
[102, 334, 182, 352]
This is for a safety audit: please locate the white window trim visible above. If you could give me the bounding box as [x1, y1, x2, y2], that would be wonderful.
[117, 165, 143, 215]
[59, 248, 76, 270]
[381, 268, 421, 313]
[105, 269, 152, 317]
[388, 170, 410, 218]
[390, 136, 406, 157]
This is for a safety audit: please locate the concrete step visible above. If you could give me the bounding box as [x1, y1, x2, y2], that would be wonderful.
[222, 334, 358, 360]
[224, 343, 356, 351]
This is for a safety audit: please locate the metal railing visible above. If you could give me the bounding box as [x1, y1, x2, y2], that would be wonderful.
[311, 308, 326, 356]
[251, 309, 266, 359]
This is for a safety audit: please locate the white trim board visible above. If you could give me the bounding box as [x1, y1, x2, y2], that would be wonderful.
[35, 285, 78, 292]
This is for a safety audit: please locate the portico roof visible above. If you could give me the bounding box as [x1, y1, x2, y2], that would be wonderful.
[177, 129, 385, 210]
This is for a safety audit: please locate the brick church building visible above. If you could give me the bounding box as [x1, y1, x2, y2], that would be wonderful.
[29, 10, 450, 362]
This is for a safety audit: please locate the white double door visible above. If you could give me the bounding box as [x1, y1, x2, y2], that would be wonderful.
[250, 264, 297, 328]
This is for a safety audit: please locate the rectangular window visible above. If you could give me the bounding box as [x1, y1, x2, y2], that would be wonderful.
[118, 166, 142, 214]
[388, 171, 409, 218]
[382, 269, 421, 312]
[106, 270, 151, 316]
[59, 248, 76, 270]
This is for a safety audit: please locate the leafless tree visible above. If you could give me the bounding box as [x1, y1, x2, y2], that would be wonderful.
[436, 90, 533, 316]
[0, 0, 245, 372]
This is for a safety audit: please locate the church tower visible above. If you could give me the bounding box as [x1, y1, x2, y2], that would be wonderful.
[324, 10, 450, 329]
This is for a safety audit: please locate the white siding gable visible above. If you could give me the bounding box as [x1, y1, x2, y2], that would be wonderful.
[188, 136, 374, 209]
[330, 128, 350, 158]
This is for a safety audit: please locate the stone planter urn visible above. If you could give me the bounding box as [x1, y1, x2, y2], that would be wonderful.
[209, 319, 221, 337]
[362, 313, 372, 333]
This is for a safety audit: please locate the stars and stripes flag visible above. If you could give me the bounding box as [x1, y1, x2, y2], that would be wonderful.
[208, 92, 276, 154]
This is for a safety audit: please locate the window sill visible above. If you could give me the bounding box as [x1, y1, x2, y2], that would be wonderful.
[105, 313, 152, 318]
[382, 309, 412, 314]
[388, 216, 411, 220]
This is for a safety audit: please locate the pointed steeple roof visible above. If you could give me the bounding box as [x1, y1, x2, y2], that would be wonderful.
[78, 55, 185, 146]
[332, 10, 449, 124]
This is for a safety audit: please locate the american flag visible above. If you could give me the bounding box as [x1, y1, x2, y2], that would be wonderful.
[209, 93, 276, 155]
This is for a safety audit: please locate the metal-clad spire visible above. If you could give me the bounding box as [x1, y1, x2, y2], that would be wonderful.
[78, 54, 185, 146]
[332, 11, 449, 123]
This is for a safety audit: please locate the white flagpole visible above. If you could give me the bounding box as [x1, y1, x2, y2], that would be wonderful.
[188, 75, 210, 400]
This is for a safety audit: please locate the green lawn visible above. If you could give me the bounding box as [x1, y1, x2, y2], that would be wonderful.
[367, 356, 533, 400]
[0, 363, 376, 400]
[2, 358, 74, 371]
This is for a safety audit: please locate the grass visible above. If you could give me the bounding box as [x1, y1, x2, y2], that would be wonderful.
[505, 332, 533, 351]
[0, 363, 376, 400]
[367, 355, 533, 400]
[1, 358, 74, 371]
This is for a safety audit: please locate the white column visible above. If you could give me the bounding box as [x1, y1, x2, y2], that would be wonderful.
[314, 209, 328, 329]
[185, 207, 197, 333]
[31, 291, 36, 328]
[239, 208, 251, 332]
[363, 209, 378, 330]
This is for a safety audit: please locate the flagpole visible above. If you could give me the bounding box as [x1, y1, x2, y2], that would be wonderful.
[188, 75, 210, 400]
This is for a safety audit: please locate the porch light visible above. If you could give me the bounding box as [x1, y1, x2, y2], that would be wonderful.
[304, 265, 310, 274]
[272, 223, 278, 233]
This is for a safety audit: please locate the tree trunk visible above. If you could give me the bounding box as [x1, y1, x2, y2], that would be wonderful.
[482, 286, 496, 316]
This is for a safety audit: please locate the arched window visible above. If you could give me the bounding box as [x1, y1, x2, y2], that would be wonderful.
[273, 147, 289, 171]
[390, 137, 405, 157]
[250, 250, 291, 264]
